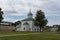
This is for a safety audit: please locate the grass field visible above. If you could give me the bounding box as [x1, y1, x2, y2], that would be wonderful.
[0, 31, 60, 40]
[0, 31, 35, 34]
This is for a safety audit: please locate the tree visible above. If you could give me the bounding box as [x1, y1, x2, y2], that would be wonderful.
[57, 25, 60, 31]
[34, 10, 48, 32]
[14, 21, 21, 26]
[0, 8, 4, 23]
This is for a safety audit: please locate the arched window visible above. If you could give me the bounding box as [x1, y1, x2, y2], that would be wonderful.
[37, 29, 38, 31]
[23, 22, 29, 25]
[35, 29, 36, 31]
[29, 28, 31, 31]
[24, 27, 25, 30]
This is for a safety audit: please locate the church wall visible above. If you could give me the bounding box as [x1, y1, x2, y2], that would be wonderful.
[20, 21, 33, 31]
[16, 21, 40, 31]
[27, 21, 33, 31]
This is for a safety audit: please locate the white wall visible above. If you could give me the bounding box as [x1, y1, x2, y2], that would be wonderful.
[16, 21, 40, 32]
[20, 21, 33, 31]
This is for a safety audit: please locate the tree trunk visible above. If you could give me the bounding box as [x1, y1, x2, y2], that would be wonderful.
[39, 26, 41, 32]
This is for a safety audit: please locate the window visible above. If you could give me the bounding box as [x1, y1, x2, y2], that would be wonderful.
[37, 29, 38, 31]
[24, 27, 25, 30]
[35, 29, 36, 31]
[29, 28, 31, 30]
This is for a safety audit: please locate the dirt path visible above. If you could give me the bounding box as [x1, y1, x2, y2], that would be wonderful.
[0, 33, 40, 37]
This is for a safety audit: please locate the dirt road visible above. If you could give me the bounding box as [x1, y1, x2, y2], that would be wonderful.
[0, 33, 40, 37]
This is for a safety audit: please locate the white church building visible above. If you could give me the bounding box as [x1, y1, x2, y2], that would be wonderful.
[16, 10, 40, 31]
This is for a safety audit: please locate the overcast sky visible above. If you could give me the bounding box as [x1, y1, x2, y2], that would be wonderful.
[0, 0, 60, 26]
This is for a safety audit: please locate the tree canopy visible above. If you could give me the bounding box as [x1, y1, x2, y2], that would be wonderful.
[14, 21, 21, 26]
[0, 8, 4, 23]
[34, 10, 48, 32]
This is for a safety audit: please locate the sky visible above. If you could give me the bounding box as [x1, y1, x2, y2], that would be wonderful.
[0, 0, 60, 26]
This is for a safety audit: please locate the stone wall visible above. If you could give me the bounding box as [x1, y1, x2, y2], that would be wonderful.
[0, 25, 15, 31]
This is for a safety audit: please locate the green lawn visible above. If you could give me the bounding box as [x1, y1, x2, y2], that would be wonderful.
[0, 31, 38, 34]
[0, 31, 60, 40]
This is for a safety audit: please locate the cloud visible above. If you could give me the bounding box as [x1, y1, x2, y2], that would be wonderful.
[0, 0, 60, 25]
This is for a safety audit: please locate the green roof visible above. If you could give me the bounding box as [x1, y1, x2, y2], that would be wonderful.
[22, 18, 34, 21]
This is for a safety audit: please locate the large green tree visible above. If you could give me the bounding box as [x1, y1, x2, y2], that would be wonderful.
[34, 10, 48, 32]
[0, 8, 4, 23]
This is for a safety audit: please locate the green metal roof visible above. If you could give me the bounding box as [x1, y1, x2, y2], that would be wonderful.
[22, 18, 34, 21]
